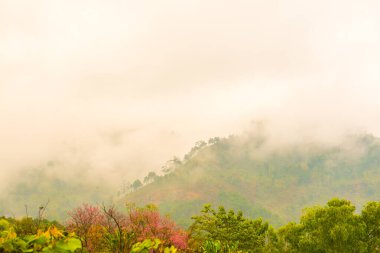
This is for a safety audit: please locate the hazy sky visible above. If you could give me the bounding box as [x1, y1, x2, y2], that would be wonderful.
[1, 0, 380, 183]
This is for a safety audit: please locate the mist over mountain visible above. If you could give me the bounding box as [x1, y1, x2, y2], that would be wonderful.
[1, 124, 378, 226]
[125, 130, 380, 227]
[2, 0, 380, 192]
[1, 0, 380, 236]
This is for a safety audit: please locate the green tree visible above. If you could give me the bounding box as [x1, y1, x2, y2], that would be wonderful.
[361, 201, 380, 252]
[189, 204, 276, 252]
[143, 171, 158, 184]
[131, 180, 143, 191]
[278, 198, 367, 253]
[277, 222, 303, 253]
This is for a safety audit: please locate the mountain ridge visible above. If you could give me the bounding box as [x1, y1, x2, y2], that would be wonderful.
[125, 132, 380, 227]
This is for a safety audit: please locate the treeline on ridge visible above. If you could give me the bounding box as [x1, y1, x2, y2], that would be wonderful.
[125, 133, 380, 228]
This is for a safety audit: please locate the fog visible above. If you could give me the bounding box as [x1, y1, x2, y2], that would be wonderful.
[1, 0, 380, 188]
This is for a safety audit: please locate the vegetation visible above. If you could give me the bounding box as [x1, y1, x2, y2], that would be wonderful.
[189, 198, 380, 252]
[131, 239, 177, 253]
[126, 133, 380, 227]
[1, 131, 380, 252]
[66, 204, 187, 252]
[189, 205, 276, 252]
[277, 199, 368, 252]
[2, 132, 380, 229]
[1, 199, 380, 252]
[0, 162, 113, 221]
[0, 218, 81, 253]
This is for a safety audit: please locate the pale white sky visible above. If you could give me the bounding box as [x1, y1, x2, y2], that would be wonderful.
[1, 0, 380, 184]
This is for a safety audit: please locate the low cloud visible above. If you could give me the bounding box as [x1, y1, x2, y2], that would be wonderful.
[1, 0, 380, 189]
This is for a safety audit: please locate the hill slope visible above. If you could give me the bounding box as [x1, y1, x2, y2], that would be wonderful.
[125, 132, 380, 227]
[0, 161, 113, 220]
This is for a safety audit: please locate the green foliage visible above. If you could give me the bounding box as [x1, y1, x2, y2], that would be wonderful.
[277, 222, 303, 252]
[132, 180, 143, 190]
[144, 171, 158, 184]
[301, 199, 366, 252]
[277, 198, 370, 252]
[201, 240, 241, 253]
[191, 199, 380, 252]
[131, 239, 177, 253]
[3, 198, 380, 252]
[189, 205, 276, 252]
[126, 133, 380, 228]
[0, 219, 81, 253]
[361, 201, 380, 252]
[13, 217, 63, 237]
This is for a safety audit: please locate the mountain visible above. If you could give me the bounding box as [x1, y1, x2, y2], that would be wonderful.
[0, 161, 113, 220]
[125, 132, 380, 228]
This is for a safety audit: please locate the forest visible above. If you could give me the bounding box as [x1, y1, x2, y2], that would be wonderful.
[126, 132, 380, 228]
[1, 198, 380, 252]
[3, 132, 380, 229]
[2, 0, 380, 252]
[1, 132, 380, 253]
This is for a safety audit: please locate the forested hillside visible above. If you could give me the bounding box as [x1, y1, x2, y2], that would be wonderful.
[0, 161, 113, 220]
[2, 131, 380, 229]
[126, 132, 380, 227]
